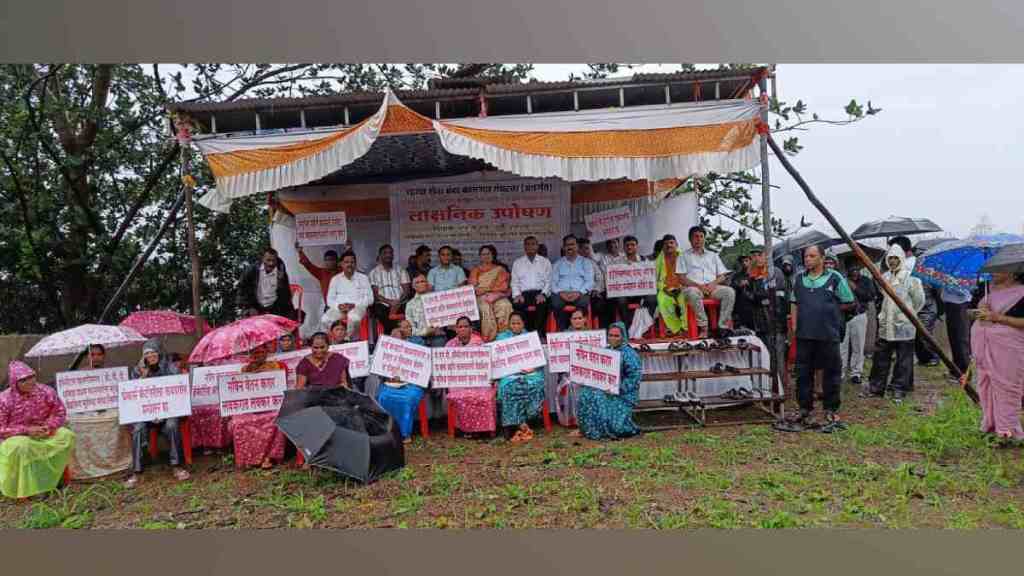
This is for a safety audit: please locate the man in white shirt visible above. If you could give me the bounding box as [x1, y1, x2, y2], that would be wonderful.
[678, 226, 736, 337]
[511, 235, 552, 336]
[369, 244, 411, 336]
[611, 235, 657, 329]
[322, 250, 374, 339]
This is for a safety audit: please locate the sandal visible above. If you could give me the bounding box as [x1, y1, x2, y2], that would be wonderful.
[124, 475, 140, 489]
[820, 413, 848, 434]
[260, 458, 274, 470]
[724, 365, 741, 374]
[710, 363, 726, 374]
[736, 339, 749, 350]
[173, 468, 191, 482]
[737, 387, 753, 398]
[773, 419, 804, 433]
[639, 343, 653, 353]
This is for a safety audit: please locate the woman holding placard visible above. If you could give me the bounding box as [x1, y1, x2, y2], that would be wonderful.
[375, 326, 427, 443]
[496, 313, 546, 443]
[229, 342, 288, 469]
[554, 309, 591, 427]
[126, 340, 189, 488]
[445, 316, 496, 436]
[470, 245, 513, 342]
[574, 322, 642, 440]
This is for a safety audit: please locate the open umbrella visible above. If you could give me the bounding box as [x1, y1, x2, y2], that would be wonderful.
[188, 314, 298, 364]
[25, 324, 148, 358]
[276, 387, 404, 483]
[914, 234, 1024, 296]
[980, 243, 1024, 274]
[913, 237, 957, 254]
[771, 230, 842, 262]
[851, 216, 941, 240]
[119, 310, 212, 337]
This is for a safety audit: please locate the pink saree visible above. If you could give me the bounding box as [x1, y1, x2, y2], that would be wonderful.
[971, 285, 1024, 440]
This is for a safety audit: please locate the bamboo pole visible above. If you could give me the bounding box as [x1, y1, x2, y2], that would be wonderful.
[182, 148, 204, 341]
[766, 134, 979, 404]
[757, 74, 783, 417]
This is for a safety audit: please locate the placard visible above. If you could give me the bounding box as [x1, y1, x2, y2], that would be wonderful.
[605, 262, 658, 298]
[218, 371, 287, 417]
[118, 374, 193, 425]
[545, 330, 607, 373]
[268, 350, 308, 389]
[569, 343, 622, 395]
[488, 331, 547, 379]
[189, 363, 244, 407]
[295, 211, 348, 247]
[370, 336, 432, 388]
[431, 347, 492, 389]
[56, 367, 128, 413]
[330, 341, 370, 378]
[422, 285, 480, 327]
[585, 206, 634, 243]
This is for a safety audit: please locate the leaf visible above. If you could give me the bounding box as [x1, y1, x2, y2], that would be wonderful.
[844, 99, 864, 118]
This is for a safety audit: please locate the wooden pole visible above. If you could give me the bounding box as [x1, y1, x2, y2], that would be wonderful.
[182, 147, 204, 341]
[757, 74, 783, 416]
[766, 134, 979, 404]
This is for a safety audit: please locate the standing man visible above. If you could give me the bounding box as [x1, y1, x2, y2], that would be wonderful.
[237, 247, 296, 319]
[612, 236, 658, 330]
[868, 245, 925, 403]
[841, 261, 877, 391]
[407, 245, 432, 280]
[511, 236, 552, 336]
[428, 245, 467, 292]
[296, 245, 341, 302]
[776, 245, 856, 433]
[940, 285, 972, 383]
[679, 226, 735, 338]
[369, 245, 412, 336]
[578, 238, 610, 329]
[323, 251, 374, 339]
[550, 235, 595, 331]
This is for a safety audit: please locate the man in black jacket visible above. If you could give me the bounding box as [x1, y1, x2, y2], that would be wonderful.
[237, 248, 296, 319]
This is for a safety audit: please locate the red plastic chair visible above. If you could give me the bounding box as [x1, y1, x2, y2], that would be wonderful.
[376, 312, 406, 337]
[148, 417, 193, 466]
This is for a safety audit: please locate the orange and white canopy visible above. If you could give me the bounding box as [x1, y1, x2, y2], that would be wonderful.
[194, 90, 763, 211]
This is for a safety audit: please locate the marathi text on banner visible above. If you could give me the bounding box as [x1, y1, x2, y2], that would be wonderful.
[268, 350, 309, 389]
[605, 262, 658, 298]
[218, 371, 287, 418]
[422, 285, 480, 327]
[56, 367, 128, 414]
[330, 341, 370, 378]
[545, 330, 608, 373]
[295, 211, 348, 247]
[189, 363, 244, 407]
[118, 374, 193, 425]
[430, 347, 492, 389]
[585, 206, 634, 243]
[488, 331, 547, 380]
[569, 343, 622, 395]
[370, 336, 432, 388]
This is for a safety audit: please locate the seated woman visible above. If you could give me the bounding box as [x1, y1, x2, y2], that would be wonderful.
[188, 357, 233, 456]
[406, 274, 449, 348]
[470, 245, 513, 342]
[445, 316, 495, 436]
[228, 342, 288, 469]
[554, 308, 590, 427]
[329, 319, 349, 345]
[574, 322, 642, 440]
[0, 361, 75, 499]
[296, 332, 350, 390]
[126, 340, 190, 487]
[376, 326, 427, 443]
[496, 312, 546, 443]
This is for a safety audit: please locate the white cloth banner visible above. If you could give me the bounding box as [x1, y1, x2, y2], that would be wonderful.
[488, 332, 547, 379]
[370, 336, 432, 388]
[295, 211, 348, 247]
[430, 347, 492, 389]
[218, 371, 287, 417]
[569, 344, 621, 395]
[605, 262, 658, 298]
[422, 285, 480, 327]
[118, 374, 193, 425]
[585, 206, 634, 243]
[331, 342, 370, 378]
[545, 330, 607, 373]
[189, 363, 244, 407]
[56, 367, 128, 414]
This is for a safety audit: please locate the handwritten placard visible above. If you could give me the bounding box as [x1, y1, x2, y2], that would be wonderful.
[189, 363, 244, 407]
[118, 374, 193, 425]
[268, 350, 308, 389]
[585, 206, 634, 243]
[569, 343, 621, 395]
[422, 285, 480, 327]
[370, 336, 432, 388]
[218, 370, 287, 417]
[545, 330, 607, 373]
[605, 262, 658, 298]
[296, 211, 348, 247]
[330, 341, 370, 378]
[431, 347, 492, 389]
[56, 367, 128, 414]
[488, 331, 547, 379]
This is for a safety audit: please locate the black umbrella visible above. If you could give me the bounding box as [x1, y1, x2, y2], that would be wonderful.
[851, 216, 941, 240]
[980, 243, 1024, 274]
[276, 387, 405, 483]
[913, 237, 957, 253]
[772, 230, 842, 262]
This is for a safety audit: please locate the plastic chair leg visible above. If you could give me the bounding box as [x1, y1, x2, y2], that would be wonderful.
[541, 400, 552, 432]
[418, 397, 429, 439]
[181, 418, 193, 465]
[447, 404, 457, 438]
[148, 428, 159, 461]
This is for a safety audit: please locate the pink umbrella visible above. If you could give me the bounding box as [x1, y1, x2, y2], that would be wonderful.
[119, 310, 212, 337]
[25, 324, 148, 358]
[188, 314, 299, 365]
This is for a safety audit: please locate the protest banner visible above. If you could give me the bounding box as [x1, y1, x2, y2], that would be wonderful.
[189, 363, 244, 407]
[370, 336, 432, 388]
[430, 347, 492, 389]
[218, 370, 287, 418]
[295, 211, 348, 247]
[118, 374, 193, 425]
[605, 262, 658, 298]
[585, 206, 634, 243]
[55, 367, 128, 414]
[488, 331, 547, 380]
[268, 350, 309, 389]
[569, 343, 622, 395]
[422, 285, 480, 327]
[545, 330, 607, 373]
[330, 341, 370, 378]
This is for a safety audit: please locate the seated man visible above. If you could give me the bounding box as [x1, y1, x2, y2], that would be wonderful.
[405, 274, 449, 348]
[369, 244, 411, 335]
[511, 236, 552, 336]
[612, 235, 657, 329]
[236, 247, 296, 319]
[679, 226, 735, 338]
[578, 238, 610, 329]
[323, 251, 374, 339]
[550, 235, 594, 331]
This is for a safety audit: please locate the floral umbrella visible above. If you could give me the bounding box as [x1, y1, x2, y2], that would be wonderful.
[188, 314, 299, 365]
[914, 234, 1024, 297]
[119, 310, 212, 337]
[25, 324, 148, 358]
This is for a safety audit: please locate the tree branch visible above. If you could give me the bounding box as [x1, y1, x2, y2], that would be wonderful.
[223, 63, 313, 102]
[78, 64, 114, 149]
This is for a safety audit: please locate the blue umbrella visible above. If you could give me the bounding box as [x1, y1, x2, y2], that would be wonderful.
[914, 233, 1024, 297]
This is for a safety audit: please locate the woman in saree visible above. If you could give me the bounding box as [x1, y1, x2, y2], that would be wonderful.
[375, 325, 427, 443]
[295, 332, 349, 390]
[573, 321, 642, 440]
[0, 361, 75, 499]
[470, 245, 513, 342]
[654, 234, 689, 337]
[496, 312, 546, 443]
[445, 316, 496, 436]
[971, 271, 1024, 445]
[228, 341, 288, 469]
[126, 339, 189, 488]
[554, 308, 591, 427]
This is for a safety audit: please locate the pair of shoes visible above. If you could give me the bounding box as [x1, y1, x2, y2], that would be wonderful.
[710, 363, 741, 374]
[892, 392, 907, 404]
[820, 412, 848, 434]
